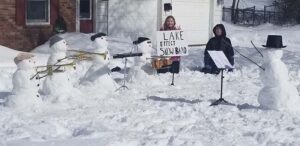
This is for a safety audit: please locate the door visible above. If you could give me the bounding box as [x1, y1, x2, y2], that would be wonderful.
[79, 0, 93, 33]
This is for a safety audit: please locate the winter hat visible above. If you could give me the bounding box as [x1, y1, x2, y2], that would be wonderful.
[14, 52, 34, 64]
[91, 33, 107, 41]
[133, 37, 150, 45]
[213, 24, 226, 37]
[262, 35, 286, 49]
[49, 35, 64, 47]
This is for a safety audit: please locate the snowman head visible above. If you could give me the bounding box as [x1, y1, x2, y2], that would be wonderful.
[264, 48, 283, 61]
[133, 37, 152, 54]
[91, 33, 108, 49]
[49, 35, 68, 53]
[14, 53, 35, 70]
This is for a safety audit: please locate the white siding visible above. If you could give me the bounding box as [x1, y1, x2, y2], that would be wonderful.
[95, 0, 222, 45]
[171, 0, 211, 45]
[96, 0, 157, 42]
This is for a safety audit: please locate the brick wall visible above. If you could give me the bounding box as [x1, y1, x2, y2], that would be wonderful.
[0, 0, 76, 52]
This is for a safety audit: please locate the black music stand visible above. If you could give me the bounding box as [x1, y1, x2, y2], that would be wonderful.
[207, 51, 234, 106]
[113, 52, 143, 91]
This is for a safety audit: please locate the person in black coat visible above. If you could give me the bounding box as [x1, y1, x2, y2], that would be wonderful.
[201, 24, 234, 74]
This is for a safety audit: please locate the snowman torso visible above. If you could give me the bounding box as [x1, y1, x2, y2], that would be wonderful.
[42, 39, 73, 97]
[261, 49, 289, 85]
[258, 48, 300, 110]
[134, 41, 153, 66]
[82, 36, 114, 85]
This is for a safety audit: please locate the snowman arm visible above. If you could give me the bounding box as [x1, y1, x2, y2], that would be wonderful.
[68, 50, 107, 59]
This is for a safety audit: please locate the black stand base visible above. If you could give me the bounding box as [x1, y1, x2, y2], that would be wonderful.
[210, 98, 229, 106]
[115, 85, 129, 91]
[210, 69, 232, 106]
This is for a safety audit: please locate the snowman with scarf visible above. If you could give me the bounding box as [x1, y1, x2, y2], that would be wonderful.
[80, 33, 118, 93]
[41, 35, 75, 102]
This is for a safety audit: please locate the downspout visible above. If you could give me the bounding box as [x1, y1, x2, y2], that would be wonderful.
[93, 0, 97, 33]
[76, 0, 80, 32]
[157, 0, 163, 31]
[209, 0, 215, 38]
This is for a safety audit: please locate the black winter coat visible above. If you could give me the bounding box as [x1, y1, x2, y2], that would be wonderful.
[203, 24, 234, 74]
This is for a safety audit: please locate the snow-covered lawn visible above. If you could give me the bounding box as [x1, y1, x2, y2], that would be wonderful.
[1, 23, 300, 146]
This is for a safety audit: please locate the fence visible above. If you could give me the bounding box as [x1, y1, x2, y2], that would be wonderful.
[222, 3, 285, 26]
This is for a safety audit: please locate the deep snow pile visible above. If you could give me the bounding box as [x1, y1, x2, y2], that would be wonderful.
[0, 23, 300, 146]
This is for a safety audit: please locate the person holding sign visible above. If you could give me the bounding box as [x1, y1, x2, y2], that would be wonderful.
[201, 24, 234, 74]
[157, 15, 181, 74]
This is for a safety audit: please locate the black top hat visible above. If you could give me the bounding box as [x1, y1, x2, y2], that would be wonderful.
[133, 37, 150, 45]
[91, 33, 107, 41]
[262, 35, 286, 48]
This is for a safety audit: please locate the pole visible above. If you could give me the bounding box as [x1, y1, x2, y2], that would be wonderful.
[210, 69, 230, 106]
[220, 69, 224, 100]
[116, 57, 129, 91]
[171, 72, 175, 86]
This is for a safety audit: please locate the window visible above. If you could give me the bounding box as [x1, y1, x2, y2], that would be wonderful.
[80, 0, 92, 20]
[26, 0, 50, 25]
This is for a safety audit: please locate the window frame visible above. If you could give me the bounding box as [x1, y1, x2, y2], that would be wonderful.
[25, 0, 51, 26]
[79, 0, 92, 20]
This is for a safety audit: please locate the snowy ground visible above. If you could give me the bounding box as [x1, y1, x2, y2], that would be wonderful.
[1, 22, 300, 146]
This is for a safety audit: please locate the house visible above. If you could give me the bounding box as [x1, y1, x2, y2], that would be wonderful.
[0, 0, 223, 51]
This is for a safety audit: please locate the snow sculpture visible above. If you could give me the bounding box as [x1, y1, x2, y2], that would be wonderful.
[41, 35, 75, 102]
[258, 35, 300, 111]
[9, 53, 41, 107]
[81, 33, 117, 92]
[128, 37, 155, 82]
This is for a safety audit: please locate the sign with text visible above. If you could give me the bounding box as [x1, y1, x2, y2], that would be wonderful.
[156, 30, 189, 57]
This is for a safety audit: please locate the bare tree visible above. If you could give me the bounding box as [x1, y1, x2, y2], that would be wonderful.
[231, 0, 240, 23]
[231, 0, 236, 23]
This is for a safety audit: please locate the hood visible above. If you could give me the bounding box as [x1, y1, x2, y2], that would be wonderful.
[213, 24, 226, 37]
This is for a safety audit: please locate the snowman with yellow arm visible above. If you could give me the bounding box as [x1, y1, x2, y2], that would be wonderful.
[40, 35, 77, 102]
[80, 33, 118, 92]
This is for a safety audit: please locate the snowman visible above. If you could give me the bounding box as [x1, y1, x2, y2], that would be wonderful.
[128, 37, 155, 82]
[41, 35, 75, 102]
[258, 35, 300, 111]
[80, 33, 118, 93]
[8, 53, 41, 108]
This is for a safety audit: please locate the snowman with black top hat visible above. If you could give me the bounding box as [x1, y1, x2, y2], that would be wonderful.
[128, 37, 155, 82]
[258, 35, 300, 111]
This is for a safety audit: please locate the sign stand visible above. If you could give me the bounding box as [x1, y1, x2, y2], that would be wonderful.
[171, 72, 175, 86]
[207, 51, 234, 106]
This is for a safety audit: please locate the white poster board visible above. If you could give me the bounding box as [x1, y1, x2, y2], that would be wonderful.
[156, 30, 189, 57]
[208, 51, 234, 69]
